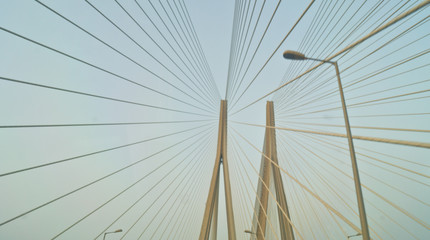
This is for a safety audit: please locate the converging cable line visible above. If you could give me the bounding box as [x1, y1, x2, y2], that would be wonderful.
[232, 0, 430, 115]
[145, 0, 220, 104]
[51, 128, 214, 239]
[0, 123, 213, 177]
[232, 121, 430, 149]
[230, 128, 362, 234]
[0, 76, 214, 118]
[0, 119, 215, 129]
[0, 126, 214, 227]
[0, 23, 215, 115]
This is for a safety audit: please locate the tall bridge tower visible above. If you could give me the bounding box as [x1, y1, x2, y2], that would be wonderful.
[199, 100, 236, 240]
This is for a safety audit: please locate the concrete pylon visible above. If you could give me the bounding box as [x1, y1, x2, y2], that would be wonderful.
[253, 101, 294, 240]
[199, 100, 236, 240]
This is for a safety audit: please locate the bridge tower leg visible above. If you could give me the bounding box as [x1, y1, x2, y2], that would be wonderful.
[199, 100, 236, 240]
[254, 101, 294, 240]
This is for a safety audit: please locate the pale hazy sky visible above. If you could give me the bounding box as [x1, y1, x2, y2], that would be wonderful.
[0, 0, 429, 239]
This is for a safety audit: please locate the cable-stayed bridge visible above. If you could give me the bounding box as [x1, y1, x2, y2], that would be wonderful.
[0, 0, 429, 239]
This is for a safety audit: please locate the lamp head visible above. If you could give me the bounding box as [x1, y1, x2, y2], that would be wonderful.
[283, 50, 306, 60]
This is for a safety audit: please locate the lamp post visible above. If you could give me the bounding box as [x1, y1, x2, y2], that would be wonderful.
[283, 50, 370, 240]
[103, 229, 123, 240]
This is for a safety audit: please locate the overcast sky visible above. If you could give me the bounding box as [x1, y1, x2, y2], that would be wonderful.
[0, 0, 429, 239]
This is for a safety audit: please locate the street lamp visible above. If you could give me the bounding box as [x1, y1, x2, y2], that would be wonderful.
[283, 50, 370, 240]
[244, 229, 256, 240]
[103, 229, 123, 240]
